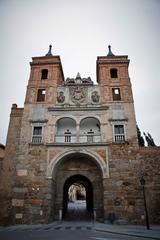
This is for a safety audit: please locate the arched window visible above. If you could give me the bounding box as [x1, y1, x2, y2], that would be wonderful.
[41, 69, 48, 79]
[56, 117, 76, 143]
[110, 68, 118, 78]
[80, 117, 101, 143]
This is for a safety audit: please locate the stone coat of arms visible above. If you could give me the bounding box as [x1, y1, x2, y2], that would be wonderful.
[69, 86, 87, 104]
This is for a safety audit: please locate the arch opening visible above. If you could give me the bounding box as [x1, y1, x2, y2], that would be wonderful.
[62, 175, 93, 221]
[52, 151, 105, 221]
[41, 69, 48, 79]
[56, 117, 76, 143]
[110, 68, 118, 78]
[79, 117, 101, 143]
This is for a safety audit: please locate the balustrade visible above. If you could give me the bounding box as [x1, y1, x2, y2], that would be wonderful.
[32, 135, 42, 143]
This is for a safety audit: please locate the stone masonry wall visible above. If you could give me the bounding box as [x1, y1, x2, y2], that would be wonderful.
[104, 144, 160, 224]
[11, 143, 53, 225]
[0, 104, 23, 225]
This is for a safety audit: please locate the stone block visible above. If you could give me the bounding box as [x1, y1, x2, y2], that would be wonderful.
[46, 194, 52, 200]
[30, 199, 43, 206]
[12, 199, 24, 207]
[127, 205, 134, 213]
[16, 164, 22, 170]
[15, 213, 23, 219]
[13, 187, 28, 193]
[40, 164, 45, 171]
[17, 169, 28, 176]
[95, 149, 106, 160]
[31, 207, 40, 214]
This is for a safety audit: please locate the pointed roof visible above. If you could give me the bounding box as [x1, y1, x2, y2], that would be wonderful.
[107, 45, 115, 57]
[45, 45, 53, 56]
[76, 72, 81, 79]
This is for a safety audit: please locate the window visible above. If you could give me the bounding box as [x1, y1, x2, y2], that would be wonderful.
[64, 129, 71, 142]
[114, 125, 125, 142]
[87, 129, 94, 142]
[32, 126, 42, 143]
[114, 125, 124, 135]
[112, 88, 121, 101]
[41, 69, 48, 79]
[110, 68, 118, 78]
[33, 126, 42, 135]
[37, 89, 46, 102]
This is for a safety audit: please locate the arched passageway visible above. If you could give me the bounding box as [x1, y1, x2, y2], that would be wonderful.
[53, 151, 104, 222]
[62, 175, 93, 220]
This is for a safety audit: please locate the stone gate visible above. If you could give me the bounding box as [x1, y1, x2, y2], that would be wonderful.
[0, 45, 160, 225]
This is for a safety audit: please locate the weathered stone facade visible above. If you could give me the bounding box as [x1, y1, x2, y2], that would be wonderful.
[0, 144, 5, 171]
[0, 46, 160, 225]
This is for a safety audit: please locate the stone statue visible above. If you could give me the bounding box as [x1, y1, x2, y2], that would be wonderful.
[91, 91, 100, 103]
[57, 91, 65, 103]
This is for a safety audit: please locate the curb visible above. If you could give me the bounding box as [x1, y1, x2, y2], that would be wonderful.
[95, 228, 160, 240]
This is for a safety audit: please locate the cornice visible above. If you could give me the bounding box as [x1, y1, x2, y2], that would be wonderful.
[48, 106, 109, 112]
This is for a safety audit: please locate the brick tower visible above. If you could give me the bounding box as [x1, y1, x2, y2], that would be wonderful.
[25, 45, 64, 106]
[97, 45, 137, 144]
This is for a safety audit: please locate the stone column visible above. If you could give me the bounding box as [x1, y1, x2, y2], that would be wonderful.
[76, 124, 80, 143]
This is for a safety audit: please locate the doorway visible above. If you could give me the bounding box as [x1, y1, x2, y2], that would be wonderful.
[62, 175, 93, 221]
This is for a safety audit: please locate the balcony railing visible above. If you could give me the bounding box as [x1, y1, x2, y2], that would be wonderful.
[114, 134, 125, 143]
[79, 134, 101, 143]
[32, 135, 42, 144]
[55, 134, 101, 143]
[55, 134, 77, 143]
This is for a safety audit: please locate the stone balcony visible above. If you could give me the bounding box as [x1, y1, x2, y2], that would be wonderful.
[55, 134, 101, 143]
[32, 135, 42, 144]
[31, 134, 126, 145]
[114, 134, 125, 143]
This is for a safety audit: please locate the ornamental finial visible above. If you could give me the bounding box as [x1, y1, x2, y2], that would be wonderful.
[45, 44, 53, 56]
[107, 45, 115, 56]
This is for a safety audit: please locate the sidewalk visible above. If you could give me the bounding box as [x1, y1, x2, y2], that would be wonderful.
[94, 221, 160, 240]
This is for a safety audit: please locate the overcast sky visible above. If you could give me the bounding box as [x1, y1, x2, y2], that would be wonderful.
[0, 0, 160, 145]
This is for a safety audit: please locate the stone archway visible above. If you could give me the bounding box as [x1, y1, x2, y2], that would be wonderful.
[52, 151, 104, 221]
[62, 174, 93, 220]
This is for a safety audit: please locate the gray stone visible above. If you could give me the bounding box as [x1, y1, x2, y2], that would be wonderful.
[31, 207, 40, 214]
[46, 194, 52, 200]
[13, 187, 28, 193]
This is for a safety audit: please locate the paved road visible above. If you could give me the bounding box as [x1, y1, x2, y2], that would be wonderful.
[0, 223, 155, 240]
[64, 200, 92, 220]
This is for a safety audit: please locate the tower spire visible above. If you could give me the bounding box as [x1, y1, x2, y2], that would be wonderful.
[107, 45, 115, 56]
[45, 45, 53, 56]
[76, 72, 81, 79]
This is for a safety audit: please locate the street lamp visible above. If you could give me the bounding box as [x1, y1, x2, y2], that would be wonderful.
[140, 175, 150, 230]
